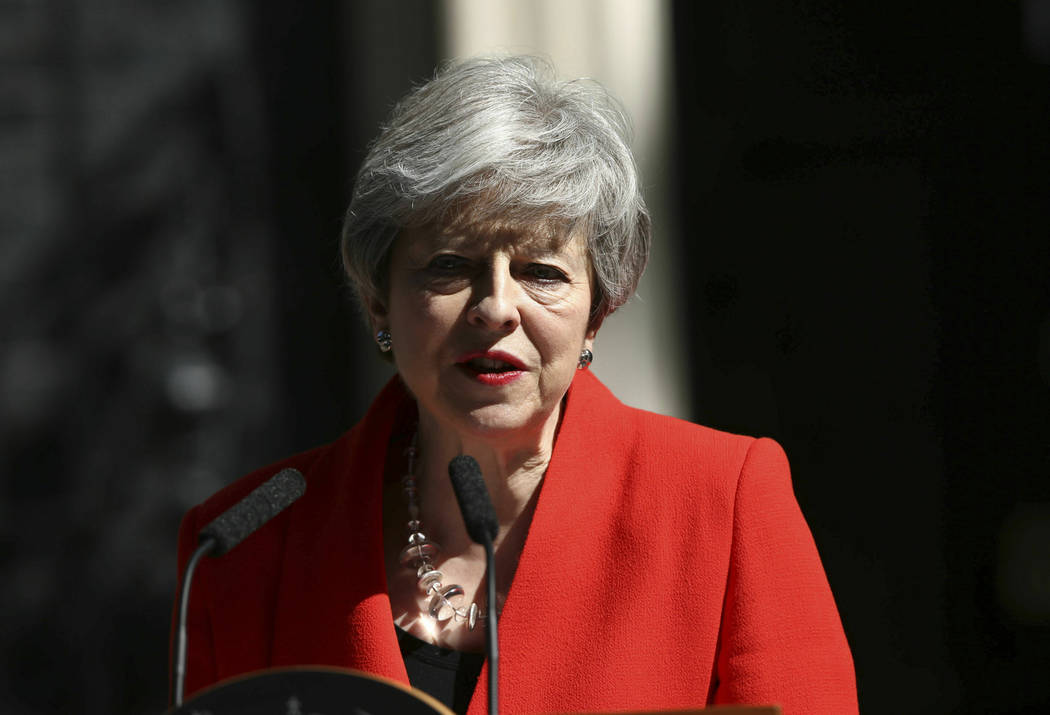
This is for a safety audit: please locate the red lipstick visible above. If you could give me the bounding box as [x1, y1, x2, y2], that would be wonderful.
[455, 350, 526, 386]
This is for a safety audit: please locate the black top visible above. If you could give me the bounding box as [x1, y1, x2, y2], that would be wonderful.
[395, 625, 485, 714]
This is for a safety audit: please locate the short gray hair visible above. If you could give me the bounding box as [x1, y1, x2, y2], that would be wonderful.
[341, 55, 651, 328]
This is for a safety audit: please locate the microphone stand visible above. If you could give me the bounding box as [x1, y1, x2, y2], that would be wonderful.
[446, 455, 500, 714]
[482, 532, 499, 715]
[171, 537, 216, 708]
[168, 468, 306, 709]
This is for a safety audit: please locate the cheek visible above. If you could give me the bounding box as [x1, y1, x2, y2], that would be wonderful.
[531, 312, 591, 367]
[391, 291, 463, 348]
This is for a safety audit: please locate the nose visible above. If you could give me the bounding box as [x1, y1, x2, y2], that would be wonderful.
[467, 259, 521, 333]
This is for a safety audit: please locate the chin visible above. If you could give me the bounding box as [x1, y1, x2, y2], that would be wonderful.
[460, 404, 535, 435]
[444, 400, 552, 441]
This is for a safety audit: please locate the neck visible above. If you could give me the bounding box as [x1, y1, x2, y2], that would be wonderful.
[412, 403, 560, 551]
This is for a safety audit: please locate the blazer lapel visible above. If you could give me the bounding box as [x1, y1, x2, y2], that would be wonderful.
[468, 371, 630, 714]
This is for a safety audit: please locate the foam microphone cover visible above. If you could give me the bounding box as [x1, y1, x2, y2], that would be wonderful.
[448, 455, 499, 545]
[199, 468, 306, 556]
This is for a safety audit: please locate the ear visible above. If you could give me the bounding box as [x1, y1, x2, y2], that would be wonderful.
[365, 294, 389, 333]
[584, 314, 604, 347]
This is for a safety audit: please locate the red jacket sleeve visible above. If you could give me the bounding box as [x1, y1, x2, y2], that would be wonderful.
[713, 437, 858, 713]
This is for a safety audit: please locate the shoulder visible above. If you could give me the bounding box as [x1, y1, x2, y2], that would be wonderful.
[175, 438, 350, 578]
[186, 441, 338, 528]
[185, 375, 411, 528]
[567, 370, 760, 474]
[560, 372, 786, 520]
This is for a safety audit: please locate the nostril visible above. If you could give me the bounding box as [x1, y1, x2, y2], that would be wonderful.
[467, 296, 520, 332]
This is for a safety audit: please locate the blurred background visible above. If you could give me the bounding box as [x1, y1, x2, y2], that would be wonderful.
[2, 1, 1048, 713]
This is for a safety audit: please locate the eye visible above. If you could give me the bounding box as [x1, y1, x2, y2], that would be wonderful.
[525, 263, 568, 282]
[427, 254, 468, 273]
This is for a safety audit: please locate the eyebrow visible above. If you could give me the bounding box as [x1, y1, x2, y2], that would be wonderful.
[433, 226, 578, 256]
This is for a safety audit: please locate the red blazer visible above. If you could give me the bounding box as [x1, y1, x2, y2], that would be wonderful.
[175, 370, 857, 713]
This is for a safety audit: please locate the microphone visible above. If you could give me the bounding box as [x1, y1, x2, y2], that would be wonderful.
[448, 456, 499, 545]
[198, 468, 307, 555]
[171, 468, 306, 708]
[448, 455, 500, 715]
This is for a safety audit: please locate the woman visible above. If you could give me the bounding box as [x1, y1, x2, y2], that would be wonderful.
[174, 56, 857, 714]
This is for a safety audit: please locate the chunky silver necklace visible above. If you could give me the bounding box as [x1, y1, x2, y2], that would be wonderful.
[397, 438, 486, 630]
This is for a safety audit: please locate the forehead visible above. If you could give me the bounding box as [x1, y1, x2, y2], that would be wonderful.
[401, 213, 589, 260]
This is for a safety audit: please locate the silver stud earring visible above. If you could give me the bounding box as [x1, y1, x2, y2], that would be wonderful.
[577, 348, 593, 370]
[375, 329, 393, 352]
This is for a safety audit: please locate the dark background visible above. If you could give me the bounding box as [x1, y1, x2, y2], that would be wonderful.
[2, 2, 1047, 713]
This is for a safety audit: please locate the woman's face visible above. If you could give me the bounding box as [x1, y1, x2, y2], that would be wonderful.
[375, 219, 596, 442]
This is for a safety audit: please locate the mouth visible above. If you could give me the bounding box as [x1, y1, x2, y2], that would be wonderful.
[455, 351, 526, 385]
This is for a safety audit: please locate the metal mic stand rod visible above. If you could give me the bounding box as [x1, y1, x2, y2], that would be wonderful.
[484, 533, 499, 715]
